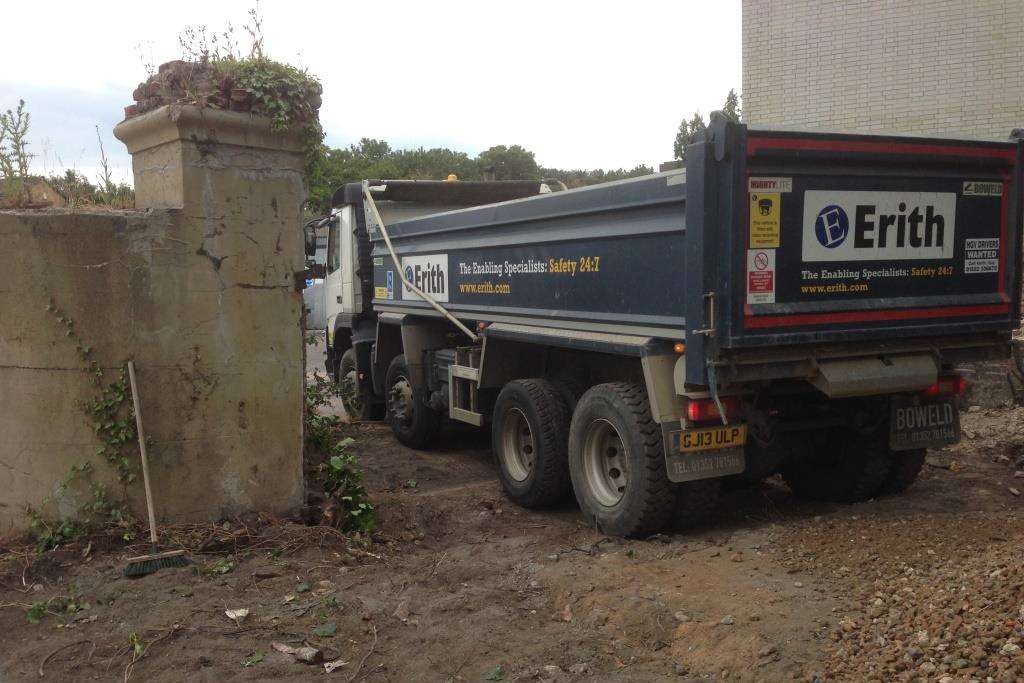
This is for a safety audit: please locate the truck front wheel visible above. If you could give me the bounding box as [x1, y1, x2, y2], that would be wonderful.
[492, 379, 571, 508]
[339, 349, 385, 421]
[339, 349, 362, 418]
[385, 355, 440, 449]
[568, 383, 678, 538]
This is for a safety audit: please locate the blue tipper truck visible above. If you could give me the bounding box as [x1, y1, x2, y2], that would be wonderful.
[320, 115, 1023, 537]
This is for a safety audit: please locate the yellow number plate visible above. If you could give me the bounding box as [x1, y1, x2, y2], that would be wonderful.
[679, 424, 747, 453]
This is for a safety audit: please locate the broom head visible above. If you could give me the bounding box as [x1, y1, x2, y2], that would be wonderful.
[123, 549, 190, 577]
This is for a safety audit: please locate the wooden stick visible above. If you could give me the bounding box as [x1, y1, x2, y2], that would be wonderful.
[127, 361, 158, 547]
[125, 549, 186, 563]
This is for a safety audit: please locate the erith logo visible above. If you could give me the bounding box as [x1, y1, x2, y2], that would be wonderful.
[400, 254, 449, 302]
[802, 191, 956, 262]
[814, 205, 849, 248]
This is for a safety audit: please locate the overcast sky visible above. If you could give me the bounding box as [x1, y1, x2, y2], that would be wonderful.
[0, 1, 741, 185]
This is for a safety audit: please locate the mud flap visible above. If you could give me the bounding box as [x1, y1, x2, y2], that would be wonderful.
[889, 397, 960, 451]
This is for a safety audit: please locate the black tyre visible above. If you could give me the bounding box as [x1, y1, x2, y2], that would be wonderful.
[492, 379, 571, 508]
[326, 336, 341, 383]
[880, 448, 926, 494]
[385, 355, 441, 449]
[339, 349, 362, 417]
[552, 373, 589, 412]
[568, 383, 677, 538]
[338, 349, 385, 421]
[675, 478, 721, 529]
[780, 428, 890, 503]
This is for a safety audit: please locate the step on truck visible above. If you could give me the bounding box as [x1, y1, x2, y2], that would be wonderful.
[315, 115, 1024, 537]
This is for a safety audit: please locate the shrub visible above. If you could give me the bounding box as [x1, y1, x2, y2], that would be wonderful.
[304, 373, 376, 533]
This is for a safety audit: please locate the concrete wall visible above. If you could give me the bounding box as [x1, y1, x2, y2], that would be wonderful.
[742, 0, 1024, 138]
[0, 106, 306, 534]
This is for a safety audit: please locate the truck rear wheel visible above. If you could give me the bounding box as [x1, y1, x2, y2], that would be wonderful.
[385, 355, 440, 449]
[552, 374, 588, 412]
[880, 448, 926, 494]
[675, 478, 721, 528]
[492, 379, 571, 508]
[781, 428, 889, 503]
[568, 383, 677, 538]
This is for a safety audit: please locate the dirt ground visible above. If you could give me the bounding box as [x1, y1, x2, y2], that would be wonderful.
[2, 401, 1023, 682]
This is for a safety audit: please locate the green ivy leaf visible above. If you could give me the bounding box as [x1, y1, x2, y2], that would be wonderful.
[483, 665, 505, 681]
[312, 621, 336, 637]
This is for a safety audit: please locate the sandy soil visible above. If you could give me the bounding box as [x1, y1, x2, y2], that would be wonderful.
[2, 403, 1023, 682]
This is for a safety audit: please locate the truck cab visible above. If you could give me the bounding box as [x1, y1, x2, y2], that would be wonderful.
[312, 179, 550, 415]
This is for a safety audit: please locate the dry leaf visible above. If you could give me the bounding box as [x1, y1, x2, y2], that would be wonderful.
[225, 608, 249, 624]
[393, 598, 411, 621]
[271, 641, 323, 664]
[324, 657, 349, 673]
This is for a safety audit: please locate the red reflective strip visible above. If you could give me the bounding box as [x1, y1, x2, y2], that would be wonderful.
[744, 303, 1009, 329]
[747, 136, 1017, 161]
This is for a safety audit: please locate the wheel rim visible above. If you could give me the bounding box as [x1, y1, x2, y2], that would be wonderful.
[341, 369, 362, 416]
[582, 418, 628, 507]
[499, 407, 535, 482]
[388, 374, 413, 426]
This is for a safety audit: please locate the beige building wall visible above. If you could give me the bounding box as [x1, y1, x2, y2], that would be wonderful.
[742, 0, 1024, 139]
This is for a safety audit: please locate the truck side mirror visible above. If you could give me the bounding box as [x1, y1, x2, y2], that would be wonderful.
[303, 223, 318, 257]
[305, 260, 326, 279]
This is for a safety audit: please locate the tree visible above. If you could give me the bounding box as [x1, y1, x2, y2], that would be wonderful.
[304, 138, 654, 214]
[391, 147, 478, 181]
[304, 139, 404, 210]
[475, 145, 540, 181]
[722, 88, 741, 122]
[354, 138, 391, 161]
[672, 88, 742, 161]
[541, 165, 653, 189]
[673, 111, 707, 161]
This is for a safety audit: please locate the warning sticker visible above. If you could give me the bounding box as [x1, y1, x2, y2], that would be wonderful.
[749, 192, 781, 248]
[965, 238, 999, 274]
[963, 181, 1003, 197]
[747, 249, 776, 304]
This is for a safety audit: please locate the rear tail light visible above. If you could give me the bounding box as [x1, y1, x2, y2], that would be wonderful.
[687, 396, 740, 423]
[923, 375, 966, 397]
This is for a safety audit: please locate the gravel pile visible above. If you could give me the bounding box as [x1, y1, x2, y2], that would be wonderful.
[771, 402, 1024, 683]
[822, 539, 1024, 682]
